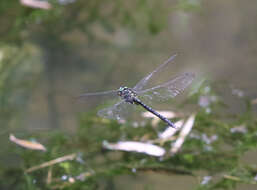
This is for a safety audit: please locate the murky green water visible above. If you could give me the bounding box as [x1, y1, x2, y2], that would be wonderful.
[1, 0, 257, 189]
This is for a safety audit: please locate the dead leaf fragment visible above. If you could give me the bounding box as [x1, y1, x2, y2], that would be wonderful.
[103, 141, 166, 157]
[158, 120, 184, 139]
[9, 134, 46, 151]
[20, 0, 52, 9]
[170, 114, 196, 154]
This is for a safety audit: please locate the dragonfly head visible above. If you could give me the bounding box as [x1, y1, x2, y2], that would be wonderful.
[118, 86, 128, 96]
[118, 86, 137, 104]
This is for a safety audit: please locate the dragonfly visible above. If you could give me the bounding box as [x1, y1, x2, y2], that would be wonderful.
[78, 54, 195, 128]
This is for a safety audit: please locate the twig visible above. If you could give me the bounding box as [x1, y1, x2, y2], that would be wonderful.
[223, 175, 241, 181]
[26, 153, 77, 173]
[46, 167, 52, 184]
[135, 166, 193, 176]
[223, 175, 257, 184]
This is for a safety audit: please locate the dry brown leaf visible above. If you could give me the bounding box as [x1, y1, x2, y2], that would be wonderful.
[170, 114, 196, 154]
[9, 134, 46, 151]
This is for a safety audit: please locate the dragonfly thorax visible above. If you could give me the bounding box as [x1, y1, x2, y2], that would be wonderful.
[118, 86, 137, 104]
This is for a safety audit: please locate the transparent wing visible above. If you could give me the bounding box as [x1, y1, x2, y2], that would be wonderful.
[77, 89, 118, 99]
[97, 100, 136, 120]
[133, 54, 177, 91]
[137, 72, 195, 102]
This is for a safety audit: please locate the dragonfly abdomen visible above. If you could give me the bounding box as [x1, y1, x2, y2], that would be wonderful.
[134, 98, 176, 128]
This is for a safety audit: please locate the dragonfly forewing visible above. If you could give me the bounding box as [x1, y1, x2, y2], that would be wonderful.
[133, 54, 177, 91]
[137, 72, 195, 102]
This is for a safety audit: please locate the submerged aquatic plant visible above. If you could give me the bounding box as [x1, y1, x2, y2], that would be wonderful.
[4, 81, 256, 190]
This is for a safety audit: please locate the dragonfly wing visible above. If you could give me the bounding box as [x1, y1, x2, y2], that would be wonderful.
[137, 72, 195, 102]
[97, 100, 136, 120]
[77, 90, 118, 99]
[133, 54, 177, 91]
